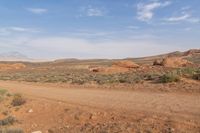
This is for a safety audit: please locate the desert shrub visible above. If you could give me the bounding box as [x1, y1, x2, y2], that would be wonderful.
[175, 67, 200, 80]
[117, 74, 132, 84]
[159, 73, 180, 83]
[2, 110, 9, 116]
[0, 116, 15, 126]
[0, 96, 3, 102]
[94, 73, 144, 84]
[6, 93, 12, 97]
[176, 67, 197, 75]
[93, 74, 113, 84]
[0, 128, 24, 133]
[118, 77, 129, 83]
[0, 89, 7, 96]
[193, 73, 200, 80]
[71, 79, 85, 85]
[0, 89, 7, 102]
[11, 94, 26, 106]
[144, 73, 161, 81]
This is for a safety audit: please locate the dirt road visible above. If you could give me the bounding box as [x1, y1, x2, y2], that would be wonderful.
[0, 81, 200, 120]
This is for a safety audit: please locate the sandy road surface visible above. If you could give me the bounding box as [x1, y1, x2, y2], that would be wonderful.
[0, 81, 200, 120]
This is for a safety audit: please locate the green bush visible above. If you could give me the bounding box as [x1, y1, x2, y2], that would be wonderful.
[11, 94, 26, 106]
[159, 73, 180, 83]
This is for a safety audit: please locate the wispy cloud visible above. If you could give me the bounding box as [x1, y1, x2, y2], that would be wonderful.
[79, 6, 105, 17]
[165, 13, 200, 23]
[86, 7, 104, 17]
[137, 1, 171, 21]
[9, 27, 40, 32]
[27, 8, 48, 14]
[0, 27, 40, 36]
[163, 5, 200, 24]
[166, 14, 190, 21]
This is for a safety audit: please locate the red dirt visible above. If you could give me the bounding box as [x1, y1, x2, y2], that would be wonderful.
[0, 81, 200, 132]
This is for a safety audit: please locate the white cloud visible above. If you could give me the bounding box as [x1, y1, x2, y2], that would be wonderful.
[165, 13, 200, 23]
[9, 27, 40, 32]
[166, 14, 190, 21]
[79, 6, 104, 17]
[137, 1, 171, 21]
[0, 27, 40, 36]
[27, 8, 48, 14]
[9, 27, 28, 32]
[86, 8, 104, 17]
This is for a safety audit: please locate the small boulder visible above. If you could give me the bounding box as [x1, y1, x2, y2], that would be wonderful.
[32, 131, 42, 133]
[153, 59, 163, 66]
[28, 109, 33, 113]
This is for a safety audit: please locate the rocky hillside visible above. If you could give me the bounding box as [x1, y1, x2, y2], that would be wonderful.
[130, 49, 200, 65]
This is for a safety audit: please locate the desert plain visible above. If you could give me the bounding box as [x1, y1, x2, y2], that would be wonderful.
[0, 49, 200, 133]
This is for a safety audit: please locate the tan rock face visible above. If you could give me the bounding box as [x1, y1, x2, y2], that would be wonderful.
[161, 57, 193, 68]
[90, 60, 140, 74]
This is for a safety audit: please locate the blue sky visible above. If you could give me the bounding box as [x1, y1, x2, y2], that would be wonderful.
[0, 0, 199, 59]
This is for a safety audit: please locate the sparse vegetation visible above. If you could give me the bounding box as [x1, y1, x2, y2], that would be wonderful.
[176, 67, 199, 76]
[0, 89, 26, 131]
[0, 88, 7, 96]
[0, 71, 197, 86]
[2, 110, 9, 116]
[0, 88, 7, 102]
[193, 73, 200, 80]
[159, 73, 180, 83]
[0, 116, 16, 126]
[0, 67, 198, 85]
[0, 128, 24, 133]
[0, 57, 199, 85]
[174, 67, 200, 80]
[11, 94, 26, 106]
[144, 73, 161, 81]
